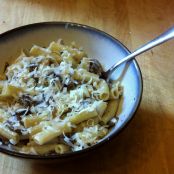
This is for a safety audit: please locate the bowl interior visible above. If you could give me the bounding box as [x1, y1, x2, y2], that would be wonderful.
[0, 22, 142, 158]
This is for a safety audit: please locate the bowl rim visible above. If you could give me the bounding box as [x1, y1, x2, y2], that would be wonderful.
[0, 21, 143, 159]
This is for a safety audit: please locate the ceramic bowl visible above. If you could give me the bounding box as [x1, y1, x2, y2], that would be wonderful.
[0, 22, 143, 159]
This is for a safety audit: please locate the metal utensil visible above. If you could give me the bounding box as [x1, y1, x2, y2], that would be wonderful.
[91, 26, 174, 81]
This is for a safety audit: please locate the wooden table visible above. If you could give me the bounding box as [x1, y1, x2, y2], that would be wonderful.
[0, 0, 174, 173]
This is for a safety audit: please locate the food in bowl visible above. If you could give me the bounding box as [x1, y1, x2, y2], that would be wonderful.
[0, 39, 123, 155]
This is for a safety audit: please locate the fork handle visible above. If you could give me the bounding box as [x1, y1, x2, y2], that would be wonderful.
[106, 26, 174, 78]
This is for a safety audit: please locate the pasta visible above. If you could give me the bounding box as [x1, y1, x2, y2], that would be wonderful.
[0, 39, 123, 155]
[101, 100, 119, 124]
[19, 144, 69, 155]
[0, 123, 19, 144]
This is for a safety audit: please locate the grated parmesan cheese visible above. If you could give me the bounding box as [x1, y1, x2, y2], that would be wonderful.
[0, 40, 122, 155]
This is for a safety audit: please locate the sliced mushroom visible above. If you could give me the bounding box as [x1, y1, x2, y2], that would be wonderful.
[85, 58, 104, 76]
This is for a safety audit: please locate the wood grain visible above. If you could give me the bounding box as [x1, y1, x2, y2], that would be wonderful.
[0, 0, 174, 174]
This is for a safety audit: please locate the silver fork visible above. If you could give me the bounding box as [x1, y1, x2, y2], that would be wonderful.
[90, 26, 174, 81]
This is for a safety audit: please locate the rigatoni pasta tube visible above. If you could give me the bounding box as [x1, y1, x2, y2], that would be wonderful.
[93, 101, 107, 118]
[33, 126, 58, 145]
[69, 101, 106, 125]
[20, 143, 69, 155]
[101, 100, 119, 124]
[1, 84, 23, 98]
[33, 122, 72, 145]
[109, 81, 123, 99]
[29, 124, 44, 136]
[68, 108, 98, 125]
[55, 144, 70, 154]
[69, 50, 86, 63]
[73, 69, 99, 83]
[48, 41, 63, 52]
[29, 121, 51, 136]
[21, 144, 57, 155]
[94, 80, 110, 101]
[23, 115, 47, 128]
[74, 117, 100, 132]
[30, 45, 50, 56]
[0, 123, 19, 144]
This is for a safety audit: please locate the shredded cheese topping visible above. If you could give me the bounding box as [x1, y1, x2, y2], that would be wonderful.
[0, 39, 123, 154]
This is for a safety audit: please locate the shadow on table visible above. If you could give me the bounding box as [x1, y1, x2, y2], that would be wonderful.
[30, 107, 172, 173]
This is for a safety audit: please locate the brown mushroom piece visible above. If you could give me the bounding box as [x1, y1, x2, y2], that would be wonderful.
[27, 63, 38, 72]
[18, 94, 37, 108]
[88, 59, 104, 76]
